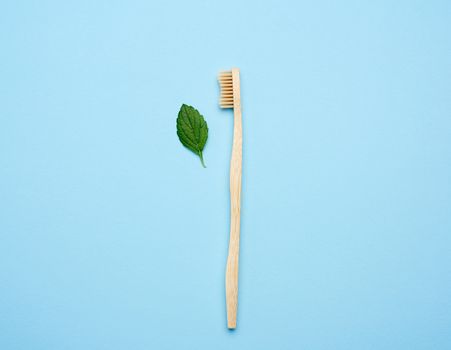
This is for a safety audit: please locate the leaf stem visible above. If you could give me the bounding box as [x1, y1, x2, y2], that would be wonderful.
[198, 151, 206, 168]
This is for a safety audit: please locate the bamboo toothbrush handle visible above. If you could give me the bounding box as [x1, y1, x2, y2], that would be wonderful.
[226, 68, 242, 329]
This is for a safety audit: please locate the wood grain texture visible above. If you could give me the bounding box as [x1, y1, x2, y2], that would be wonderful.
[225, 68, 242, 329]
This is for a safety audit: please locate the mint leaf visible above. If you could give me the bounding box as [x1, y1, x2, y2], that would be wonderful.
[176, 104, 208, 168]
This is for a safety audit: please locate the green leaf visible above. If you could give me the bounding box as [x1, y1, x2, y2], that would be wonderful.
[176, 104, 208, 167]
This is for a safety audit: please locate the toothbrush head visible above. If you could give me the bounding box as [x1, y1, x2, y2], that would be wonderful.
[218, 68, 240, 109]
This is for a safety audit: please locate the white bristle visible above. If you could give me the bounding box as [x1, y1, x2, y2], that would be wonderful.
[218, 70, 234, 108]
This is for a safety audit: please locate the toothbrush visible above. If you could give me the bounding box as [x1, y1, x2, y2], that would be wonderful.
[218, 68, 242, 329]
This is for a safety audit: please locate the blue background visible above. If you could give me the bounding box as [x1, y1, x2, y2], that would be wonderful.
[1, 0, 450, 349]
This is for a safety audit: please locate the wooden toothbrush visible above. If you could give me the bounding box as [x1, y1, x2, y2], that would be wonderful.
[218, 68, 242, 329]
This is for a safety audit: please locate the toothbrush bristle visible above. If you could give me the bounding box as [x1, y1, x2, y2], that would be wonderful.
[218, 71, 234, 108]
